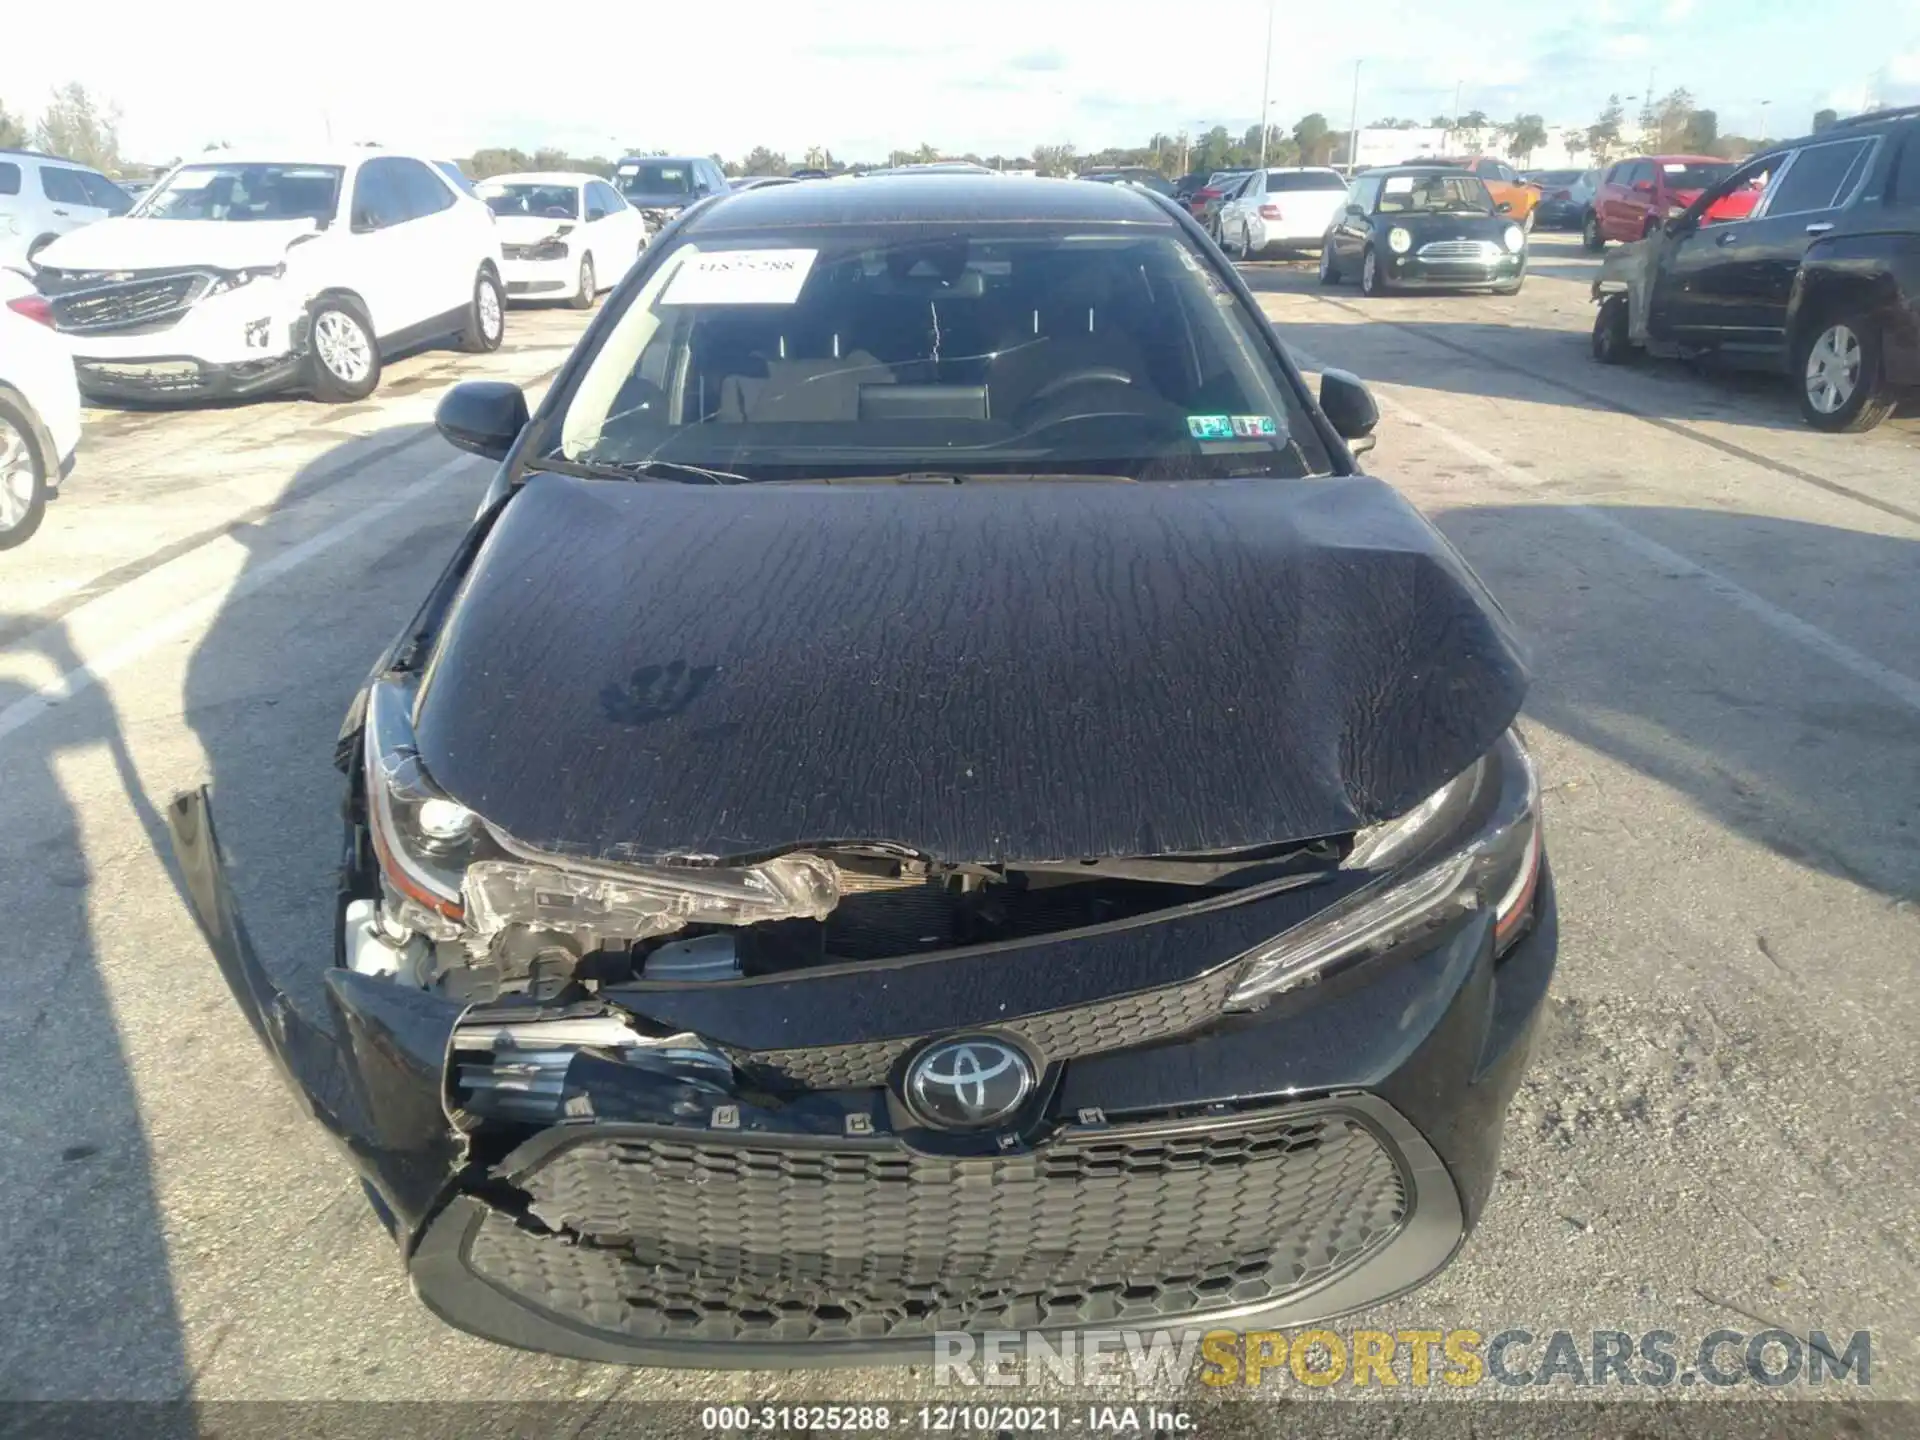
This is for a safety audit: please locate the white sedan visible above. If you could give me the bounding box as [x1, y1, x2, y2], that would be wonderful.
[479, 172, 649, 308]
[0, 267, 82, 549]
[1216, 167, 1353, 259]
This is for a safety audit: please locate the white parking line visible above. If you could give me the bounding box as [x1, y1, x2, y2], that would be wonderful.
[0, 453, 478, 747]
[1289, 346, 1920, 718]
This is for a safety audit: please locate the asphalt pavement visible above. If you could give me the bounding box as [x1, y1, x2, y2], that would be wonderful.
[0, 236, 1915, 1432]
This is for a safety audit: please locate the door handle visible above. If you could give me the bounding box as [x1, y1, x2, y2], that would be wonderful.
[51, 208, 70, 216]
[1716, 231, 1737, 245]
[1804, 222, 1834, 234]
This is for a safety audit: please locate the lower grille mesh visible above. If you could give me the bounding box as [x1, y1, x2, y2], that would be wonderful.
[466, 1109, 1408, 1343]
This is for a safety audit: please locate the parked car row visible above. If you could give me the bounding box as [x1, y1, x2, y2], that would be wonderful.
[1, 148, 134, 270]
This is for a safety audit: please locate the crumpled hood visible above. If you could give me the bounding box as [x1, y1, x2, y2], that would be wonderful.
[413, 474, 1529, 865]
[490, 215, 577, 246]
[37, 216, 318, 273]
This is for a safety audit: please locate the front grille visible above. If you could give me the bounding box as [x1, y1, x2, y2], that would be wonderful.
[52, 272, 210, 334]
[735, 965, 1240, 1090]
[1417, 240, 1501, 263]
[464, 1107, 1409, 1343]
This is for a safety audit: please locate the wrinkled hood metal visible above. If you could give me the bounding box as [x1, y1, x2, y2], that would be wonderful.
[37, 216, 319, 273]
[413, 474, 1529, 865]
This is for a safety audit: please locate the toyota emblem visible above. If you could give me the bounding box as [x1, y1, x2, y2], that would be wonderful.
[904, 1036, 1036, 1130]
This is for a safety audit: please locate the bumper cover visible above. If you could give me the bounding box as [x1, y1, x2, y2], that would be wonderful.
[72, 353, 304, 402]
[1388, 254, 1525, 289]
[167, 788, 1557, 1367]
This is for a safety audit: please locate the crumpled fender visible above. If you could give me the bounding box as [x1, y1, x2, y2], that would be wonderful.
[166, 789, 468, 1242]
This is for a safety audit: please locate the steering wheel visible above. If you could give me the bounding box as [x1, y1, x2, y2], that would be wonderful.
[1022, 367, 1133, 407]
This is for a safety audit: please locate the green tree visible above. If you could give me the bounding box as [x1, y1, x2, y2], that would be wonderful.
[740, 146, 788, 176]
[1588, 95, 1626, 162]
[1428, 114, 1454, 131]
[1680, 108, 1718, 153]
[469, 147, 533, 178]
[1292, 113, 1332, 166]
[1031, 143, 1077, 177]
[802, 145, 835, 171]
[912, 142, 940, 165]
[35, 82, 122, 171]
[1652, 88, 1696, 149]
[1459, 109, 1490, 131]
[1504, 114, 1548, 163]
[1812, 108, 1838, 132]
[0, 98, 27, 150]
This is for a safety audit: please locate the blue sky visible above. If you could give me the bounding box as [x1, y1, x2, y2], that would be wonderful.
[5, 0, 1916, 163]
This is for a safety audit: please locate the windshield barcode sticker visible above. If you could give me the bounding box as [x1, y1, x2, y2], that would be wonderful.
[662, 249, 820, 305]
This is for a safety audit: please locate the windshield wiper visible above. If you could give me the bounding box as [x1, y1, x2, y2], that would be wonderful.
[525, 455, 752, 485]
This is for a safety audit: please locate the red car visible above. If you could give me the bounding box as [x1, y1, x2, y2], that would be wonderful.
[1584, 155, 1761, 248]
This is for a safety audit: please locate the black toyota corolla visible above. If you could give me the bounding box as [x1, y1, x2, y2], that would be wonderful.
[170, 175, 1555, 1366]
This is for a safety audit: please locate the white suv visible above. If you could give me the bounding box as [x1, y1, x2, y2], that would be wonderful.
[32, 148, 506, 403]
[1, 149, 134, 269]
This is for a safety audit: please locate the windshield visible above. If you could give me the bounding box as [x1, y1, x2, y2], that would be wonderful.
[617, 162, 695, 197]
[137, 163, 344, 222]
[552, 225, 1332, 482]
[1376, 173, 1494, 215]
[1659, 161, 1733, 190]
[1530, 170, 1582, 185]
[480, 182, 581, 219]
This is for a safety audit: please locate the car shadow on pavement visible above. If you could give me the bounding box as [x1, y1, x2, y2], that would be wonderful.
[1429, 503, 1920, 903]
[0, 619, 192, 1404]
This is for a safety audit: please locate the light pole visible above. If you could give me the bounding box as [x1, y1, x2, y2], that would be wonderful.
[1347, 60, 1363, 172]
[1758, 100, 1771, 143]
[1258, 0, 1276, 168]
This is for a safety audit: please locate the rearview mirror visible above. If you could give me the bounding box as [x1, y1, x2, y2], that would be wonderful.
[1319, 369, 1379, 457]
[436, 381, 529, 461]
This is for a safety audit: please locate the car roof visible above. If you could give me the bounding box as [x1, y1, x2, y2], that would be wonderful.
[1361, 164, 1475, 177]
[164, 147, 414, 170]
[621, 156, 708, 165]
[684, 174, 1177, 232]
[480, 171, 601, 186]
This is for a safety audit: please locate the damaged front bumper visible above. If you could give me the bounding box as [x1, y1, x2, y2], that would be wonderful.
[168, 785, 1559, 1368]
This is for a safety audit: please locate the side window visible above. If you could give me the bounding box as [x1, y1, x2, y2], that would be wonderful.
[352, 159, 405, 229]
[81, 171, 131, 214]
[1764, 139, 1875, 216]
[40, 166, 91, 204]
[1629, 161, 1654, 187]
[391, 158, 454, 220]
[1351, 177, 1381, 212]
[585, 183, 610, 221]
[0, 161, 20, 196]
[1891, 135, 1920, 207]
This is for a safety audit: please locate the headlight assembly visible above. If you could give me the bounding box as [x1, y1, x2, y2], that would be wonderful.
[1504, 224, 1526, 252]
[206, 263, 286, 296]
[361, 678, 840, 945]
[1388, 227, 1413, 255]
[1225, 730, 1541, 1008]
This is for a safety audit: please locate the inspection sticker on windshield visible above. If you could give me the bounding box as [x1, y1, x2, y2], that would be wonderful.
[1662, 163, 1688, 173]
[663, 249, 819, 305]
[1383, 175, 1415, 194]
[1187, 414, 1235, 440]
[1231, 414, 1278, 437]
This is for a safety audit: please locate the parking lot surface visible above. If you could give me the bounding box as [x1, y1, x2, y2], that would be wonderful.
[1, 237, 1916, 1423]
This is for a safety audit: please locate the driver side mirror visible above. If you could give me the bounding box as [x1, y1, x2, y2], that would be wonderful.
[1495, 201, 1513, 214]
[436, 380, 529, 461]
[1319, 369, 1379, 458]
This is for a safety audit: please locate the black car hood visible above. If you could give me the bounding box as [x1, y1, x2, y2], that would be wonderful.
[413, 474, 1528, 865]
[1390, 211, 1513, 240]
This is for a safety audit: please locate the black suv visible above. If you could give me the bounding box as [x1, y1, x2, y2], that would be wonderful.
[1591, 105, 1920, 432]
[613, 155, 730, 225]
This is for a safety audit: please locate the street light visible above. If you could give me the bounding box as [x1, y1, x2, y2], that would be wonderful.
[1348, 60, 1363, 172]
[1758, 99, 1772, 142]
[1258, 0, 1276, 168]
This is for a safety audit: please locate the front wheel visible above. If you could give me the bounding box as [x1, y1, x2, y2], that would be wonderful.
[570, 253, 597, 311]
[460, 268, 506, 352]
[1582, 211, 1605, 251]
[1797, 316, 1896, 433]
[0, 398, 49, 551]
[1359, 246, 1388, 297]
[307, 297, 382, 402]
[1592, 293, 1632, 365]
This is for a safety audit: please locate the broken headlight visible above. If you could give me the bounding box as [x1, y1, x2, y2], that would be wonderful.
[361, 678, 840, 943]
[1224, 729, 1542, 1008]
[206, 263, 287, 296]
